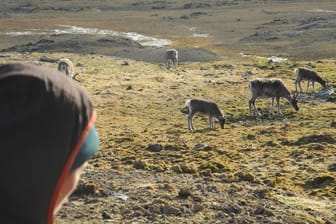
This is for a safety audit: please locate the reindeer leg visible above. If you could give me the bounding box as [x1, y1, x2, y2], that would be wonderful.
[249, 99, 255, 116]
[167, 60, 171, 69]
[248, 100, 252, 116]
[306, 81, 310, 92]
[187, 113, 195, 131]
[270, 97, 275, 114]
[276, 97, 283, 115]
[312, 81, 315, 93]
[253, 101, 261, 116]
[208, 114, 212, 129]
[298, 81, 303, 93]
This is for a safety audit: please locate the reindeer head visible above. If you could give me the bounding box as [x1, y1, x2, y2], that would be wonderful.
[321, 79, 328, 89]
[58, 62, 70, 75]
[218, 116, 226, 129]
[291, 94, 299, 111]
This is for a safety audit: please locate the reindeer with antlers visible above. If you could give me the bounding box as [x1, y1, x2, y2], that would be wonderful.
[248, 78, 299, 116]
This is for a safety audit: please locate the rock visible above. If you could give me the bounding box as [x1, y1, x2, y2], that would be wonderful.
[316, 88, 335, 100]
[289, 149, 304, 159]
[192, 203, 203, 213]
[178, 188, 192, 199]
[110, 192, 128, 201]
[246, 134, 256, 140]
[147, 143, 163, 152]
[72, 181, 99, 196]
[235, 172, 255, 182]
[331, 121, 336, 128]
[190, 12, 209, 18]
[244, 70, 253, 76]
[192, 143, 212, 151]
[171, 165, 182, 173]
[39, 55, 58, 63]
[161, 204, 181, 215]
[183, 3, 211, 9]
[255, 206, 274, 216]
[261, 141, 278, 147]
[0, 53, 10, 58]
[133, 160, 147, 169]
[307, 62, 316, 68]
[253, 189, 269, 199]
[328, 163, 336, 172]
[102, 211, 112, 220]
[306, 143, 325, 150]
[223, 204, 241, 214]
[164, 145, 182, 151]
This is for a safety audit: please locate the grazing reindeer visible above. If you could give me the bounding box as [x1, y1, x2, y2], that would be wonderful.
[165, 49, 178, 69]
[185, 99, 226, 131]
[295, 67, 327, 93]
[248, 78, 299, 116]
[57, 58, 74, 78]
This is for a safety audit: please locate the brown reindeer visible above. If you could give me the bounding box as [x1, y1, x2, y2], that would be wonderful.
[57, 58, 74, 78]
[185, 99, 225, 131]
[165, 49, 178, 69]
[295, 68, 327, 93]
[249, 78, 299, 116]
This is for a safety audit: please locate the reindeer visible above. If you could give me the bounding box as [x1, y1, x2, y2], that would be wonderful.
[165, 49, 178, 69]
[185, 99, 226, 131]
[57, 58, 74, 78]
[295, 67, 327, 93]
[248, 78, 299, 116]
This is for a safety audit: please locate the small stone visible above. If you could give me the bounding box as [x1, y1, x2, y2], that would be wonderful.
[307, 143, 325, 150]
[328, 163, 336, 172]
[147, 143, 163, 152]
[161, 204, 181, 215]
[330, 121, 336, 128]
[178, 188, 191, 199]
[246, 134, 256, 140]
[102, 211, 112, 220]
[133, 160, 146, 169]
[192, 143, 212, 151]
[235, 172, 255, 182]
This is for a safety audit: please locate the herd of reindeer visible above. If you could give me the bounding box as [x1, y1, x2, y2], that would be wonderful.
[55, 48, 330, 132]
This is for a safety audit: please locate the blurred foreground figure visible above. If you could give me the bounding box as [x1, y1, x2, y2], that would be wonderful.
[0, 63, 99, 224]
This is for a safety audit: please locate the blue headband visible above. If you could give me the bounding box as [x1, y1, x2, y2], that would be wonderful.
[71, 126, 99, 170]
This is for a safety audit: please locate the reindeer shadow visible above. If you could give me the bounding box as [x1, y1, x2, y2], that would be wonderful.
[226, 110, 297, 127]
[189, 128, 217, 134]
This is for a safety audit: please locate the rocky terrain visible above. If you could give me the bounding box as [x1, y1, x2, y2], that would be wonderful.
[0, 0, 336, 223]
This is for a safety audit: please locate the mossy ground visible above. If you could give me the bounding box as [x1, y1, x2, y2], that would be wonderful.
[2, 52, 335, 223]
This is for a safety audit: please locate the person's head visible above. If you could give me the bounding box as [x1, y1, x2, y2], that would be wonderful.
[0, 62, 99, 224]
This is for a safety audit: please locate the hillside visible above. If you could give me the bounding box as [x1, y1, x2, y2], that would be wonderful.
[1, 0, 336, 61]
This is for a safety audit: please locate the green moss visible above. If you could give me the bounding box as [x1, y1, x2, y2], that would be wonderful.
[199, 160, 231, 173]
